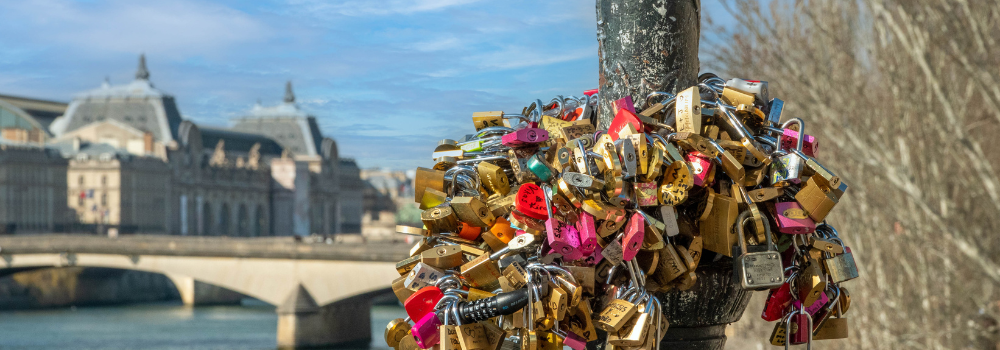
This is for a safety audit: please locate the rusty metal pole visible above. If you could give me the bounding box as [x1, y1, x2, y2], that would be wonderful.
[594, 1, 753, 349]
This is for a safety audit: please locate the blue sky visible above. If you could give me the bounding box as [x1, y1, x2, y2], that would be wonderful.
[0, 0, 730, 171]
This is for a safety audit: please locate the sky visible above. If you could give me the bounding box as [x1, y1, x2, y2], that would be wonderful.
[0, 0, 731, 171]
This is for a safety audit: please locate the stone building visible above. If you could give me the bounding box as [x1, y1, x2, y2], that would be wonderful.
[0, 96, 71, 233]
[39, 55, 363, 236]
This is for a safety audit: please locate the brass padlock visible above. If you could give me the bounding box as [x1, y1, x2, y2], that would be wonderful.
[699, 191, 738, 257]
[452, 196, 497, 228]
[385, 318, 412, 348]
[653, 243, 687, 285]
[595, 298, 638, 332]
[422, 205, 460, 234]
[797, 257, 828, 306]
[461, 254, 502, 291]
[456, 323, 491, 350]
[607, 303, 650, 347]
[675, 86, 702, 133]
[421, 245, 464, 269]
[795, 175, 839, 222]
[415, 167, 446, 204]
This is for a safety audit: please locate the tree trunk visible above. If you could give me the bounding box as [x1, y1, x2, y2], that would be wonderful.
[596, 0, 702, 128]
[594, 2, 752, 350]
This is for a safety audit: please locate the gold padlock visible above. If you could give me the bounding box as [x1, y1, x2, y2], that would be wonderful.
[595, 299, 638, 332]
[452, 196, 497, 228]
[421, 205, 459, 234]
[421, 245, 464, 269]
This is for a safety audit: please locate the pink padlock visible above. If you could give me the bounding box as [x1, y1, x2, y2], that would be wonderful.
[546, 218, 583, 261]
[501, 128, 549, 147]
[686, 152, 713, 187]
[581, 243, 604, 266]
[563, 332, 587, 350]
[412, 311, 442, 348]
[576, 212, 598, 255]
[622, 213, 645, 261]
[779, 128, 818, 157]
[774, 201, 816, 234]
[793, 290, 830, 317]
[613, 96, 637, 115]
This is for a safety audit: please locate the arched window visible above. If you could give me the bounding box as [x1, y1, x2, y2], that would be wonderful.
[219, 203, 230, 236]
[253, 205, 265, 237]
[237, 204, 248, 236]
[201, 202, 212, 236]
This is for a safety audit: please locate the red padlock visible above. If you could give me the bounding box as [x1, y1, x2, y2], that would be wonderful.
[404, 286, 443, 321]
[515, 184, 549, 221]
[608, 108, 643, 142]
[576, 212, 598, 255]
[622, 213, 645, 261]
[761, 283, 794, 321]
[773, 201, 816, 234]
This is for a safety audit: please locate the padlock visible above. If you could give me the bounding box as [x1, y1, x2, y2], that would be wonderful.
[761, 281, 795, 322]
[515, 183, 549, 221]
[733, 210, 784, 290]
[700, 190, 738, 257]
[607, 302, 651, 347]
[723, 78, 768, 105]
[795, 174, 839, 222]
[393, 276, 416, 303]
[770, 118, 808, 185]
[481, 321, 506, 350]
[404, 285, 444, 321]
[502, 128, 549, 147]
[653, 242, 687, 286]
[405, 263, 445, 291]
[385, 318, 412, 348]
[813, 292, 849, 340]
[422, 205, 460, 234]
[576, 212, 598, 255]
[415, 167, 447, 204]
[674, 86, 702, 133]
[779, 128, 818, 157]
[608, 108, 643, 141]
[824, 245, 860, 283]
[595, 298, 638, 332]
[537, 331, 563, 350]
[773, 201, 816, 234]
[562, 332, 586, 350]
[622, 213, 646, 261]
[797, 257, 828, 306]
[421, 245, 464, 269]
[789, 306, 813, 345]
[686, 152, 713, 187]
[461, 254, 502, 291]
[453, 196, 497, 228]
[526, 154, 554, 182]
[565, 300, 598, 341]
[541, 184, 582, 261]
[456, 322, 490, 350]
[793, 288, 830, 318]
[441, 323, 461, 350]
[412, 311, 443, 349]
[633, 182, 658, 206]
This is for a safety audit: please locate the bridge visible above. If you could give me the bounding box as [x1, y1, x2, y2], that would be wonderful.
[0, 234, 410, 349]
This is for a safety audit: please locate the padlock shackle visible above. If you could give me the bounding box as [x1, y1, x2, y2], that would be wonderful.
[780, 118, 806, 153]
[736, 210, 775, 253]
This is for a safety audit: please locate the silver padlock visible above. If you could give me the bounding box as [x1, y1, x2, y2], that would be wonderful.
[734, 210, 784, 290]
[770, 118, 806, 185]
[819, 224, 859, 283]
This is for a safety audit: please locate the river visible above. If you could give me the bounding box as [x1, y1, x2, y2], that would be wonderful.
[0, 302, 407, 350]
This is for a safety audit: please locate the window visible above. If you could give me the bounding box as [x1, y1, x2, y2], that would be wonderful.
[78, 176, 85, 186]
[77, 196, 84, 206]
[101, 193, 107, 206]
[101, 175, 107, 186]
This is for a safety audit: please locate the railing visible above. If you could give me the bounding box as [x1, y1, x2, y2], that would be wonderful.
[0, 234, 410, 261]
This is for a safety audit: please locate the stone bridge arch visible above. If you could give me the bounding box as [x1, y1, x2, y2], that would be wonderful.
[0, 235, 408, 349]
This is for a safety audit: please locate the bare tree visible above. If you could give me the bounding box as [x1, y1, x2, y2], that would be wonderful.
[704, 0, 1000, 348]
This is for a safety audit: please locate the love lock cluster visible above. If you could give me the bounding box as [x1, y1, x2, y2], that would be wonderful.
[386, 73, 860, 350]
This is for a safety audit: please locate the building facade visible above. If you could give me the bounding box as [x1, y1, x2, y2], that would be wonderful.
[8, 54, 367, 236]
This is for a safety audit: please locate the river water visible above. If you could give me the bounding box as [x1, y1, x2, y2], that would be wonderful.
[0, 302, 407, 350]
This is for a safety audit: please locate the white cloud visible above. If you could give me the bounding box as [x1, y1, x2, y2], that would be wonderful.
[285, 0, 481, 17]
[466, 46, 595, 70]
[1, 0, 268, 59]
[406, 37, 462, 52]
